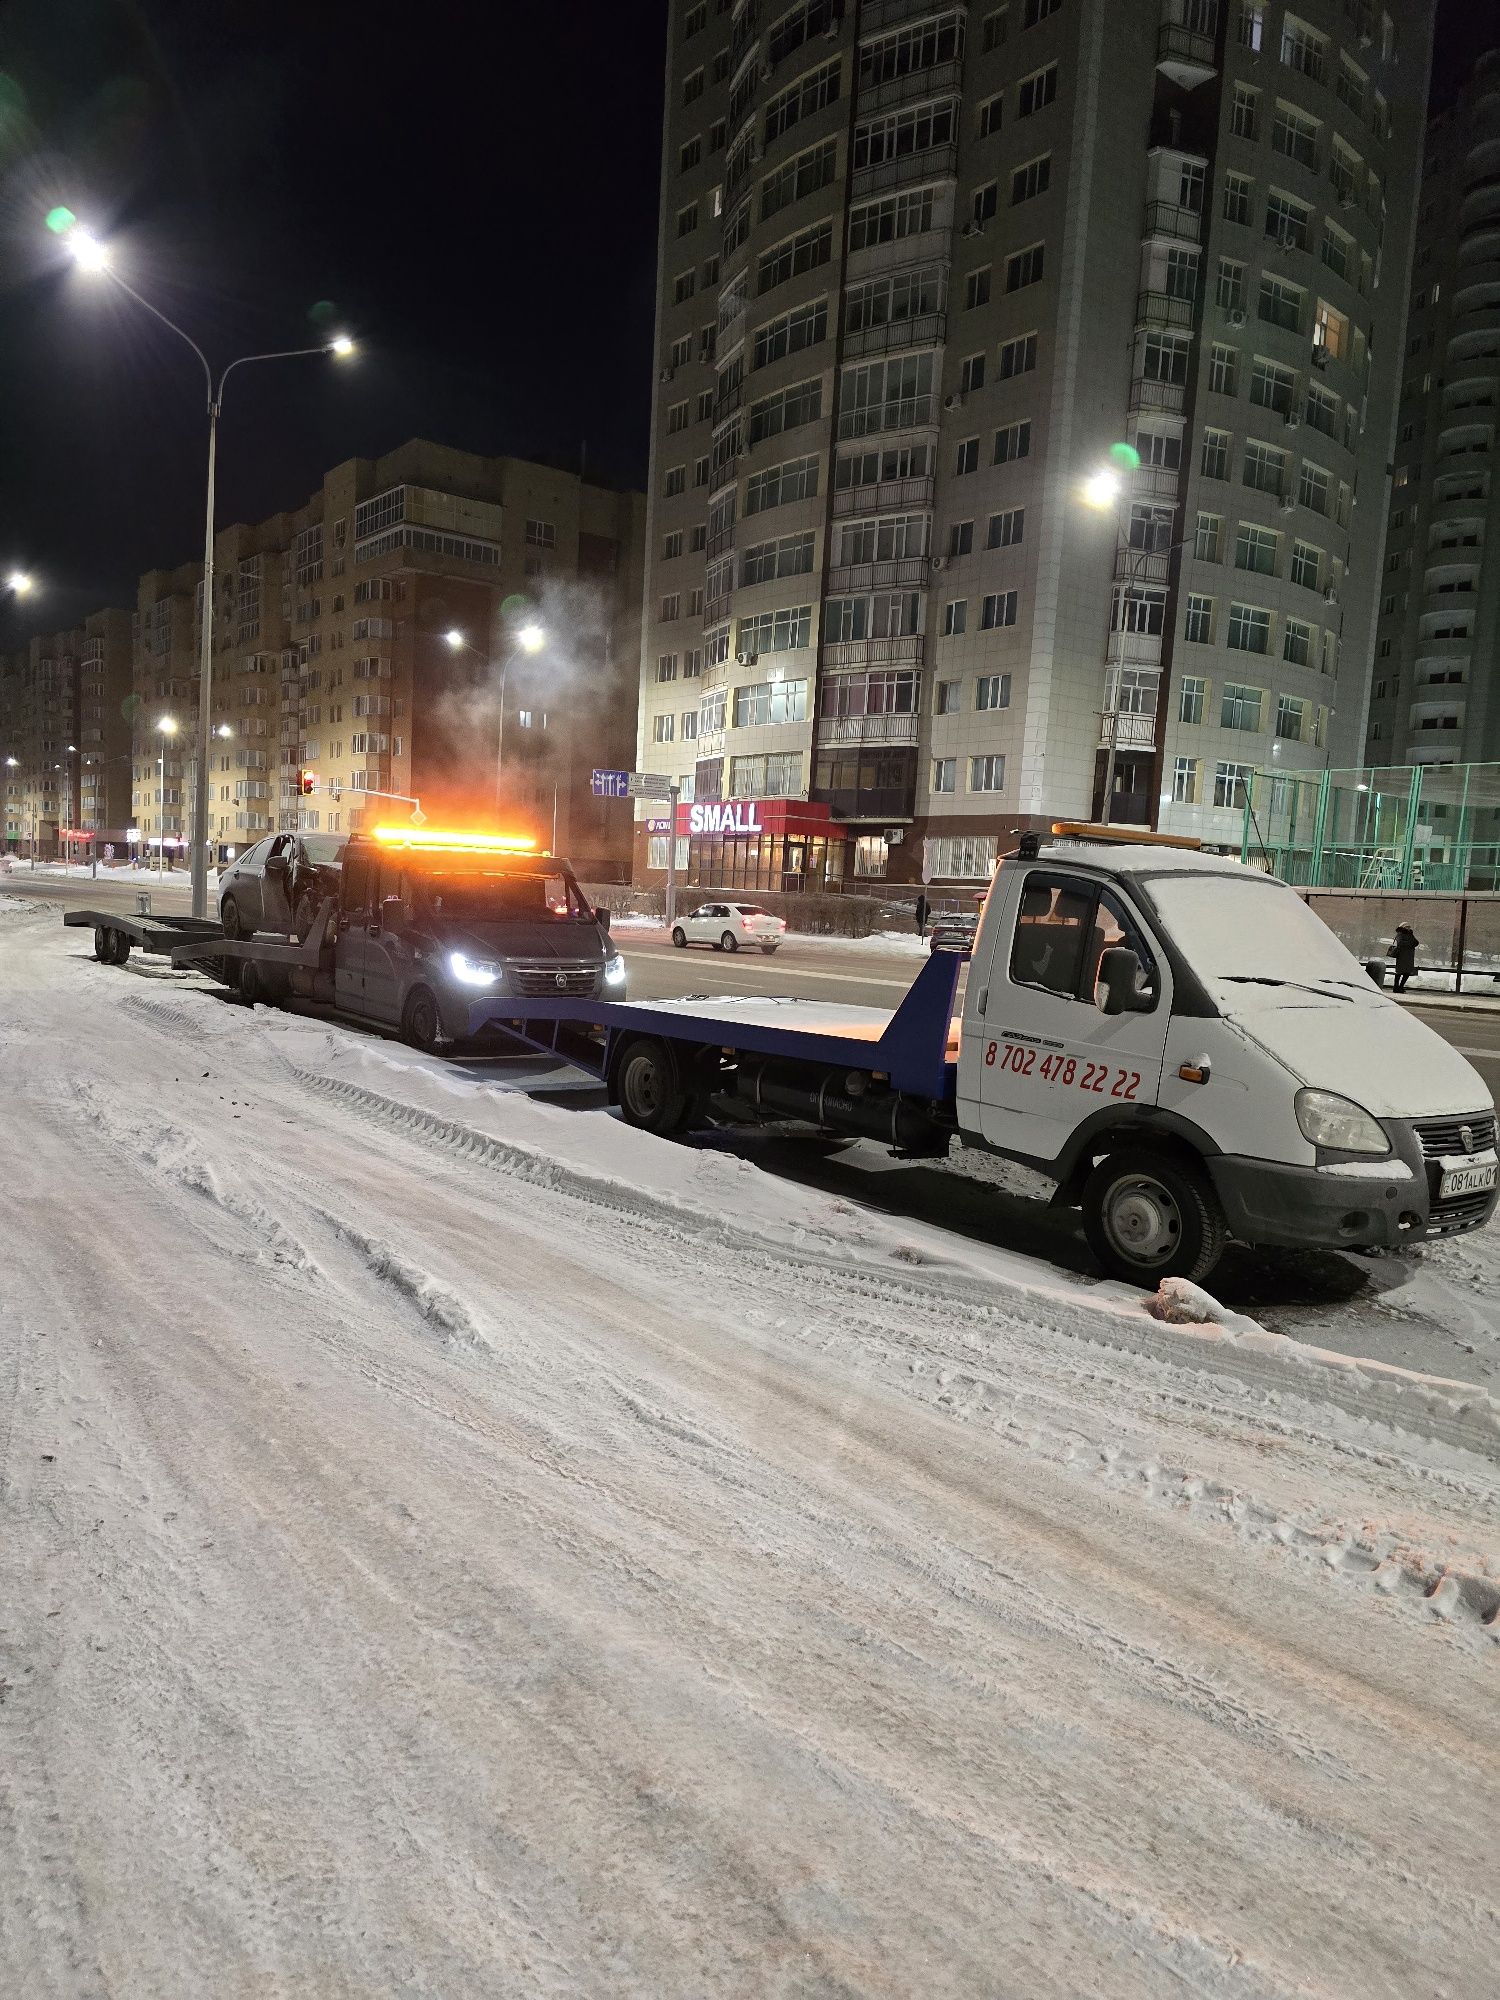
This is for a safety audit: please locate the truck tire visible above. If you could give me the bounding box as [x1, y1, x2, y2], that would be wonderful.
[239, 958, 275, 1007]
[401, 987, 444, 1054]
[221, 895, 245, 940]
[720, 930, 739, 953]
[1081, 1148, 1227, 1287]
[617, 1038, 696, 1136]
[95, 926, 130, 965]
[671, 926, 687, 948]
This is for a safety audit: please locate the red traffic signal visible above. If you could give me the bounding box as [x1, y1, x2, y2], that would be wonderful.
[298, 770, 317, 796]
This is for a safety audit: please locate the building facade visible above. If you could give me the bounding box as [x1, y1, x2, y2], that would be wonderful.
[2, 607, 133, 857]
[637, 0, 1430, 892]
[1364, 49, 1500, 771]
[17, 442, 643, 877]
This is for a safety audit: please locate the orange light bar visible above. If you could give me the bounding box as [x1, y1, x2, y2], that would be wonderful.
[370, 825, 539, 853]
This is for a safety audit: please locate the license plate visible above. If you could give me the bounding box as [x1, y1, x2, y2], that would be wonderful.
[1438, 1157, 1498, 1199]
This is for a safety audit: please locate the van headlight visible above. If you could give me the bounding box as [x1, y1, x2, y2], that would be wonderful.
[447, 950, 503, 987]
[1295, 1088, 1389, 1155]
[604, 953, 626, 985]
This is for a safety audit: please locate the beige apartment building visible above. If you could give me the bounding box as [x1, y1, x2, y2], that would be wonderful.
[1365, 49, 1500, 770]
[123, 441, 644, 875]
[2, 607, 133, 857]
[637, 0, 1431, 893]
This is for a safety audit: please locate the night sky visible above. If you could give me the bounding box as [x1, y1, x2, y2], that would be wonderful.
[0, 0, 1493, 644]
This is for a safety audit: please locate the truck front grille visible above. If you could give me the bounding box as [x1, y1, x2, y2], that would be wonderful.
[509, 963, 599, 998]
[1414, 1112, 1497, 1162]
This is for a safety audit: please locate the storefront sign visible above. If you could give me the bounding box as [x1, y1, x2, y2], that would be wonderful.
[688, 800, 763, 837]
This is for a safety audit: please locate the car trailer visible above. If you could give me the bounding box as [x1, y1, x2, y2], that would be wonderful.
[65, 901, 338, 1000]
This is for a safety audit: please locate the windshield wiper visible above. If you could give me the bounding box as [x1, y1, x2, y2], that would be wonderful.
[1219, 975, 1355, 1001]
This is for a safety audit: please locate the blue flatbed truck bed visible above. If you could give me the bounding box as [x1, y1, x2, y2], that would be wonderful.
[462, 949, 965, 1147]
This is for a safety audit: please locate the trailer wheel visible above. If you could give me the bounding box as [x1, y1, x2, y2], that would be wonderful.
[95, 926, 129, 966]
[1081, 1148, 1226, 1287]
[221, 895, 245, 940]
[720, 931, 739, 953]
[617, 1038, 695, 1136]
[238, 958, 273, 1007]
[401, 987, 444, 1054]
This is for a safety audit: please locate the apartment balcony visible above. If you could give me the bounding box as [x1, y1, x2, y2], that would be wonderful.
[832, 473, 936, 518]
[699, 655, 731, 690]
[860, 0, 940, 27]
[851, 141, 958, 203]
[857, 59, 963, 118]
[840, 310, 947, 363]
[1127, 377, 1186, 417]
[706, 522, 737, 560]
[1098, 711, 1159, 751]
[824, 556, 931, 594]
[712, 379, 744, 424]
[835, 393, 938, 440]
[1135, 289, 1195, 332]
[1142, 200, 1201, 245]
[1133, 463, 1184, 501]
[1114, 547, 1176, 584]
[815, 711, 920, 748]
[821, 634, 924, 671]
[703, 591, 732, 630]
[1156, 21, 1217, 89]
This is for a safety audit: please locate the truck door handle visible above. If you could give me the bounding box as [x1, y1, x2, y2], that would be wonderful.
[975, 983, 988, 1014]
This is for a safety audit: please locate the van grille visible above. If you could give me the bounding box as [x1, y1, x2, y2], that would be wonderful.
[509, 962, 599, 998]
[1414, 1112, 1496, 1162]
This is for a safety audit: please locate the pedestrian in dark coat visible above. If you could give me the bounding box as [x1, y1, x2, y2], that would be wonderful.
[1390, 923, 1419, 993]
[914, 892, 929, 937]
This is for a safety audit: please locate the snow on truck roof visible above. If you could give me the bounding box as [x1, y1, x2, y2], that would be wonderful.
[1034, 839, 1278, 882]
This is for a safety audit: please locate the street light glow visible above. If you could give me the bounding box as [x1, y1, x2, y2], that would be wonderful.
[328, 334, 356, 358]
[216, 723, 234, 738]
[517, 622, 546, 654]
[444, 629, 466, 650]
[157, 716, 178, 735]
[1080, 469, 1122, 510]
[68, 230, 113, 274]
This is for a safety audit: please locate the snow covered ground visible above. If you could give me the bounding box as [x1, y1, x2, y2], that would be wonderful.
[2, 891, 1498, 1998]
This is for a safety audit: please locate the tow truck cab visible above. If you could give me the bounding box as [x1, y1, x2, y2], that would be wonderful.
[960, 828, 1498, 1278]
[330, 830, 624, 1047]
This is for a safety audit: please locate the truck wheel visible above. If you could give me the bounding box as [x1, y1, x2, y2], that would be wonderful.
[671, 926, 687, 948]
[221, 895, 244, 940]
[617, 1038, 695, 1136]
[239, 959, 273, 1007]
[401, 987, 444, 1054]
[720, 931, 739, 953]
[1081, 1149, 1226, 1287]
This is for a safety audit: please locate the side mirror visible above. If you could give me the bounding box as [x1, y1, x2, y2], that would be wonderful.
[1097, 945, 1156, 1016]
[594, 906, 611, 929]
[264, 853, 289, 876]
[380, 895, 407, 933]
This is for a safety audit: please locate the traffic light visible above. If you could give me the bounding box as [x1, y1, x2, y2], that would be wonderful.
[298, 770, 317, 796]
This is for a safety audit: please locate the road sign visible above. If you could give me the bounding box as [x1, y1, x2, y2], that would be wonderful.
[626, 771, 673, 800]
[591, 769, 630, 798]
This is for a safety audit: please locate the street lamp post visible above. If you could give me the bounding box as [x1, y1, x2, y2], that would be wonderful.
[445, 622, 546, 815]
[60, 223, 355, 918]
[156, 716, 178, 882]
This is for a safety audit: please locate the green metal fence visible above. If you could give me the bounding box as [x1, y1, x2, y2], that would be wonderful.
[1240, 763, 1500, 892]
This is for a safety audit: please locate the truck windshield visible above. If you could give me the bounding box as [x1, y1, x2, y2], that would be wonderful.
[418, 869, 594, 923]
[1145, 874, 1366, 988]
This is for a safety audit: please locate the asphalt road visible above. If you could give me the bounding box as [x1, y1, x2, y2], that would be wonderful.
[8, 870, 1499, 1089]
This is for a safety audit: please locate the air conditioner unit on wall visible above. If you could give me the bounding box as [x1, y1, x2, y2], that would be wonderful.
[1228, 309, 1247, 327]
[943, 393, 965, 411]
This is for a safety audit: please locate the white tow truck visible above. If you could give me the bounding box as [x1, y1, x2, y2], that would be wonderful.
[469, 824, 1499, 1287]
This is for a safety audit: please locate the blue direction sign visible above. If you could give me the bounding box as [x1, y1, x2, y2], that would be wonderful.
[591, 769, 630, 798]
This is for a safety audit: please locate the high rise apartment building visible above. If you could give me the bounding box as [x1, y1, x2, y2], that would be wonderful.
[1, 608, 133, 855]
[17, 441, 644, 874]
[1365, 49, 1500, 768]
[637, 0, 1430, 892]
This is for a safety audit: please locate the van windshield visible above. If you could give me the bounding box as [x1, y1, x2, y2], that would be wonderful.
[1144, 874, 1366, 987]
[416, 869, 594, 924]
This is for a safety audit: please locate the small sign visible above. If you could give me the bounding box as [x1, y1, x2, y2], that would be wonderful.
[591, 769, 631, 799]
[627, 771, 673, 800]
[689, 800, 762, 836]
[645, 817, 672, 834]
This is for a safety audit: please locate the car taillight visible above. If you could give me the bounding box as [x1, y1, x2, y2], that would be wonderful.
[741, 916, 752, 927]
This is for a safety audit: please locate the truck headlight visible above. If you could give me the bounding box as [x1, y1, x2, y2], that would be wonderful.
[1295, 1088, 1389, 1155]
[447, 950, 503, 987]
[604, 953, 626, 985]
